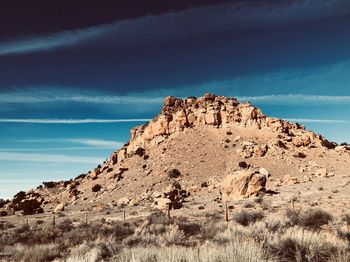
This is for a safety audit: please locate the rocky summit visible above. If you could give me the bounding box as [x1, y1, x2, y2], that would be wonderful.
[1, 93, 350, 217]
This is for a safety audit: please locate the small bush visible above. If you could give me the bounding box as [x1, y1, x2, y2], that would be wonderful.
[233, 210, 264, 226]
[148, 211, 169, 225]
[267, 227, 348, 262]
[176, 221, 201, 236]
[342, 213, 350, 227]
[287, 208, 332, 230]
[91, 184, 102, 192]
[4, 244, 61, 262]
[167, 169, 181, 178]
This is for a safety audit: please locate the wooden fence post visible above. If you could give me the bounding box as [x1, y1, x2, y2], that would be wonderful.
[225, 201, 229, 222]
[85, 211, 88, 225]
[123, 210, 126, 223]
[167, 203, 171, 219]
[26, 218, 29, 227]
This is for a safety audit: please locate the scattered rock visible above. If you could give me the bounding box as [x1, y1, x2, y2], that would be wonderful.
[54, 203, 65, 213]
[116, 197, 131, 207]
[134, 147, 145, 157]
[293, 152, 306, 158]
[238, 161, 249, 169]
[258, 167, 270, 177]
[93, 202, 110, 212]
[201, 182, 208, 188]
[283, 175, 300, 185]
[153, 198, 171, 210]
[167, 168, 181, 178]
[92, 184, 102, 192]
[315, 168, 328, 177]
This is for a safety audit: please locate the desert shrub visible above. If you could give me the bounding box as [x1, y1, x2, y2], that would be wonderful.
[287, 208, 332, 230]
[342, 213, 350, 228]
[42, 181, 56, 188]
[157, 224, 185, 246]
[4, 243, 61, 262]
[57, 219, 74, 232]
[176, 221, 201, 236]
[148, 210, 170, 225]
[116, 238, 266, 262]
[123, 223, 185, 248]
[74, 173, 87, 180]
[167, 168, 181, 178]
[233, 210, 264, 226]
[91, 184, 102, 192]
[0, 219, 134, 250]
[199, 220, 227, 240]
[254, 196, 264, 205]
[0, 224, 59, 246]
[267, 227, 348, 262]
[107, 167, 113, 173]
[337, 228, 350, 248]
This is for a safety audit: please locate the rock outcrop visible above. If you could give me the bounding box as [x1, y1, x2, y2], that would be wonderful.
[107, 93, 338, 166]
[220, 168, 267, 201]
[6, 191, 44, 215]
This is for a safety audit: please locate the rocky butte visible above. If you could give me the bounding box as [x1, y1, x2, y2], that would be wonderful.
[0, 93, 349, 216]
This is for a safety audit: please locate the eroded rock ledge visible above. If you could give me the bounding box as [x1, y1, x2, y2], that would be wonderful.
[110, 93, 337, 164]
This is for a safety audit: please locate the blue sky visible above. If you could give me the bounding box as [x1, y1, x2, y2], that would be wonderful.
[0, 0, 350, 199]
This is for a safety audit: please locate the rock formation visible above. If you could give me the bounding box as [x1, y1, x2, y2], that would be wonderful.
[3, 93, 349, 216]
[108, 93, 339, 166]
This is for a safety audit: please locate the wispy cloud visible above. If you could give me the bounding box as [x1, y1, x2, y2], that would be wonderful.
[0, 0, 349, 56]
[286, 118, 350, 124]
[0, 147, 117, 151]
[0, 152, 104, 164]
[0, 118, 151, 124]
[237, 95, 350, 105]
[0, 90, 164, 104]
[13, 138, 124, 148]
[62, 138, 122, 147]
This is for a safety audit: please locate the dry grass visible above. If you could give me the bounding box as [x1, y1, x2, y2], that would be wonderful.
[233, 210, 265, 226]
[286, 208, 333, 230]
[3, 244, 61, 262]
[1, 209, 349, 262]
[267, 227, 348, 262]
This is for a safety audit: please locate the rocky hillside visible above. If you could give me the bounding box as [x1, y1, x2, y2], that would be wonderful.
[1, 93, 349, 216]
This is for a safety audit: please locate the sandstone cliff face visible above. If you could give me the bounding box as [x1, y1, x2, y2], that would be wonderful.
[110, 93, 336, 165]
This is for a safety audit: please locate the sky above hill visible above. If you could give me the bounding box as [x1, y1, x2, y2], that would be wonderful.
[1, 0, 350, 199]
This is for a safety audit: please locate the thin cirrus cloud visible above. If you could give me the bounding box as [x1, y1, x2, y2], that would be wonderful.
[1, 88, 350, 106]
[0, 91, 164, 104]
[237, 95, 350, 105]
[0, 0, 349, 56]
[18, 138, 123, 148]
[0, 152, 104, 164]
[11, 138, 124, 148]
[0, 147, 118, 151]
[286, 118, 350, 124]
[0, 118, 151, 124]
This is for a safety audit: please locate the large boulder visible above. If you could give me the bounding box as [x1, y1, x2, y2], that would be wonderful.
[220, 169, 267, 201]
